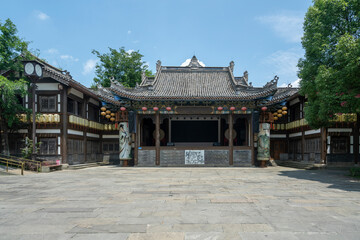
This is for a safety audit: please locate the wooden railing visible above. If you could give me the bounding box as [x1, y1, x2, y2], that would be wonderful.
[0, 154, 42, 175]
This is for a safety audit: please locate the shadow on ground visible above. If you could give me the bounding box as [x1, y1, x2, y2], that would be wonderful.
[278, 168, 360, 192]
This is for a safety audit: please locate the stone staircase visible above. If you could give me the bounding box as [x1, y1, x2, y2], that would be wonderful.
[275, 160, 326, 170]
[68, 163, 100, 170]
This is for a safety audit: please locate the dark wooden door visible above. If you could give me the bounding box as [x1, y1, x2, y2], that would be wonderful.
[271, 140, 287, 160]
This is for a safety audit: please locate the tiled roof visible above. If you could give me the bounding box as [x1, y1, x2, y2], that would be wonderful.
[265, 87, 299, 105]
[107, 57, 280, 101]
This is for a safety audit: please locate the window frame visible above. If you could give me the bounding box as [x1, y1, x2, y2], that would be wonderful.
[39, 95, 57, 113]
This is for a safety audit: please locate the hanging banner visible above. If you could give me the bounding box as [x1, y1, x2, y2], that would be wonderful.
[119, 122, 132, 160]
[257, 123, 270, 161]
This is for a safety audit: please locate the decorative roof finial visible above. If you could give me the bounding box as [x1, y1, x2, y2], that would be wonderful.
[229, 61, 234, 72]
[243, 71, 248, 83]
[156, 60, 161, 72]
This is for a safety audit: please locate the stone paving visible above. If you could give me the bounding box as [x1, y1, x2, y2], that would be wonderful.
[0, 166, 360, 240]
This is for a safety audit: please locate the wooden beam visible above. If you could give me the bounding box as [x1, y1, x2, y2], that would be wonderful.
[229, 113, 233, 165]
[250, 114, 255, 166]
[155, 112, 160, 165]
[301, 127, 305, 161]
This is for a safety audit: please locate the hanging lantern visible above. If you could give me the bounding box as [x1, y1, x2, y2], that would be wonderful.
[166, 107, 171, 111]
[142, 107, 147, 111]
[153, 107, 159, 111]
[278, 114, 283, 118]
[101, 112, 106, 116]
[261, 106, 267, 111]
[274, 116, 278, 120]
[106, 110, 111, 114]
[120, 107, 126, 111]
[110, 113, 115, 117]
[217, 106, 223, 111]
[273, 112, 278, 116]
[241, 107, 247, 111]
[282, 106, 288, 111]
[230, 106, 236, 111]
[106, 115, 111, 119]
[277, 109, 282, 113]
[110, 117, 115, 122]
[282, 111, 287, 115]
[101, 107, 106, 112]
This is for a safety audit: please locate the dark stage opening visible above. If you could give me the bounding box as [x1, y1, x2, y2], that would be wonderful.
[171, 120, 218, 142]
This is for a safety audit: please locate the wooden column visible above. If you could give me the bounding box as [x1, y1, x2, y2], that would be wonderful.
[229, 113, 233, 165]
[83, 97, 88, 163]
[61, 87, 68, 164]
[354, 113, 359, 164]
[250, 114, 255, 165]
[134, 114, 139, 166]
[301, 127, 305, 161]
[155, 112, 160, 165]
[320, 127, 327, 164]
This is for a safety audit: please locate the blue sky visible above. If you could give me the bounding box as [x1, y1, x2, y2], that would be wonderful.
[1, 0, 312, 88]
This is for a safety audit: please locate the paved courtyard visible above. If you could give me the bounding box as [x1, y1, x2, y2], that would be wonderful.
[0, 166, 360, 240]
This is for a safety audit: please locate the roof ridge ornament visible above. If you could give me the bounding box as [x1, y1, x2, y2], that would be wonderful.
[263, 75, 279, 88]
[229, 61, 234, 72]
[188, 55, 203, 68]
[156, 60, 161, 72]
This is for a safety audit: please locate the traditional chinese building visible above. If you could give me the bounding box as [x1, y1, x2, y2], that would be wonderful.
[95, 56, 297, 167]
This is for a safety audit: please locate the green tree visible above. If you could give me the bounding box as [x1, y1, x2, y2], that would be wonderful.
[298, 0, 360, 128]
[0, 19, 30, 155]
[92, 47, 152, 88]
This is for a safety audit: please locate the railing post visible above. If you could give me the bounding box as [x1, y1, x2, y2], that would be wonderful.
[6, 160, 8, 172]
[21, 162, 24, 175]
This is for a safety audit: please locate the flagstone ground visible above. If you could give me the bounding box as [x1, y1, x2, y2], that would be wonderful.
[0, 166, 359, 239]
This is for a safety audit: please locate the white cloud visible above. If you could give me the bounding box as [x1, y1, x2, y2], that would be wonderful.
[181, 58, 206, 67]
[60, 55, 79, 62]
[46, 48, 58, 54]
[37, 11, 50, 20]
[126, 49, 135, 54]
[128, 30, 132, 34]
[133, 40, 140, 44]
[280, 79, 301, 88]
[264, 48, 301, 76]
[256, 14, 303, 42]
[82, 59, 98, 75]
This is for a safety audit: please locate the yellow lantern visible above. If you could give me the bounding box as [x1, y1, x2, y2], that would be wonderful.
[282, 111, 287, 115]
[110, 117, 115, 122]
[110, 113, 115, 117]
[277, 109, 282, 113]
[106, 110, 111, 114]
[106, 115, 111, 119]
[101, 111, 106, 116]
[274, 116, 278, 120]
[101, 107, 106, 112]
[278, 114, 283, 118]
[282, 106, 288, 111]
[273, 112, 278, 116]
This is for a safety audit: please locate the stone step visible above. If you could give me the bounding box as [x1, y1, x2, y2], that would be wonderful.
[275, 160, 326, 170]
[68, 163, 100, 170]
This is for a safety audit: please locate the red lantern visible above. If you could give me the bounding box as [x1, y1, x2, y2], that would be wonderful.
[120, 107, 126, 111]
[142, 107, 147, 111]
[166, 107, 171, 111]
[217, 106, 223, 111]
[115, 123, 118, 129]
[153, 107, 159, 111]
[261, 106, 268, 111]
[230, 106, 236, 111]
[241, 107, 247, 111]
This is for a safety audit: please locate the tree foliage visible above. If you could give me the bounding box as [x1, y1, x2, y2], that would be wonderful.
[92, 47, 152, 88]
[0, 18, 30, 155]
[298, 0, 360, 128]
